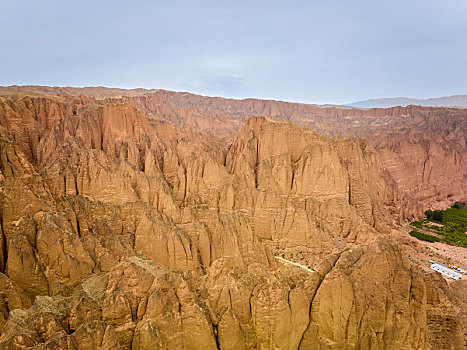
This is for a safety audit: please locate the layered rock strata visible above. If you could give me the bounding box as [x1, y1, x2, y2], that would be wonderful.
[0, 89, 465, 349]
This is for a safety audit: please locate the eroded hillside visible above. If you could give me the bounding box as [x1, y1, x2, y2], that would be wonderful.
[0, 88, 465, 349]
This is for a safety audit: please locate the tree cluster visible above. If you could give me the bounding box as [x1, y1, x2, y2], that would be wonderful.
[424, 209, 443, 222]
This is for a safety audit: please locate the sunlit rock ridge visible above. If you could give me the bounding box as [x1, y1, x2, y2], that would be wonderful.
[0, 86, 465, 349]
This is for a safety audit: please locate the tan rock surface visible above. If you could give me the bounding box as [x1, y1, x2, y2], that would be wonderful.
[0, 89, 465, 349]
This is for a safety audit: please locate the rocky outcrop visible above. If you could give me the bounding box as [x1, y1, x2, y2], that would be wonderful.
[1, 239, 464, 350]
[0, 89, 465, 349]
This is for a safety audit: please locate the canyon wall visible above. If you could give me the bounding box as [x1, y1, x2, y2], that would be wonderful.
[0, 89, 465, 349]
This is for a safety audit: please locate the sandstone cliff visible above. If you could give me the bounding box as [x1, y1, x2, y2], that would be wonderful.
[4, 86, 464, 208]
[0, 88, 465, 349]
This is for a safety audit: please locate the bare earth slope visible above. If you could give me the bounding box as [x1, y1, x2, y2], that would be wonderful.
[0, 87, 465, 349]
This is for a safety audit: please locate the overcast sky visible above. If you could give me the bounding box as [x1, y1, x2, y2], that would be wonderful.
[1, 0, 466, 104]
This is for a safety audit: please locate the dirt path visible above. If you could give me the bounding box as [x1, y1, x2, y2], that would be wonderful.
[274, 256, 315, 273]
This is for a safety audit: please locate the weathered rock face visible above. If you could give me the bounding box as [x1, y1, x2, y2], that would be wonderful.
[300, 240, 428, 349]
[0, 88, 465, 349]
[5, 85, 465, 207]
[121, 91, 467, 209]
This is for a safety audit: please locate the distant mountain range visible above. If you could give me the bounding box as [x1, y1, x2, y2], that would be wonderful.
[347, 95, 467, 108]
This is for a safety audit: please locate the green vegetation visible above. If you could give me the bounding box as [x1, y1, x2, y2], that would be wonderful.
[443, 208, 467, 227]
[452, 201, 466, 209]
[424, 209, 443, 222]
[410, 202, 467, 248]
[409, 229, 440, 243]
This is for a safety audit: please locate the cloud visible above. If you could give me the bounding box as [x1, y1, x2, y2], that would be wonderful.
[197, 74, 245, 96]
[195, 54, 250, 71]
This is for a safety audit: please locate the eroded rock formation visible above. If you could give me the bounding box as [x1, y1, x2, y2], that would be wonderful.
[0, 87, 465, 349]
